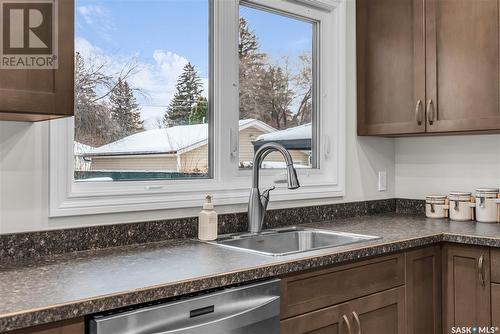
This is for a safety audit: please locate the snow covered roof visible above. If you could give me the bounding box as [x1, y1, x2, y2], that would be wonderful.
[254, 123, 312, 142]
[85, 119, 276, 157]
[74, 142, 95, 156]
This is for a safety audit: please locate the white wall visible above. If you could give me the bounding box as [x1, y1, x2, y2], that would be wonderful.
[0, 0, 395, 234]
[395, 135, 500, 199]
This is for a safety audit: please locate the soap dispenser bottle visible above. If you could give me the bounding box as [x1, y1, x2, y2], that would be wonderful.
[198, 194, 218, 241]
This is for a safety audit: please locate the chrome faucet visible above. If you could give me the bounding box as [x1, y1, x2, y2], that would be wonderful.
[248, 142, 300, 233]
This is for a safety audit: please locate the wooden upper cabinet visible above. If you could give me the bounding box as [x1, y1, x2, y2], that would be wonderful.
[357, 0, 500, 135]
[0, 0, 74, 122]
[426, 0, 500, 132]
[357, 0, 425, 135]
[443, 245, 491, 329]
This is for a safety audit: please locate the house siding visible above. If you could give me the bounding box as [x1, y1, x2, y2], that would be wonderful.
[180, 145, 209, 173]
[91, 155, 178, 171]
[239, 127, 310, 166]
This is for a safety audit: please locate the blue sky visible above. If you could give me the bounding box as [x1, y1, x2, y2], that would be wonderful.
[75, 0, 312, 128]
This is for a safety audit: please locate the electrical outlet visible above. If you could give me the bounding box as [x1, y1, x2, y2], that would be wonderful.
[378, 171, 387, 192]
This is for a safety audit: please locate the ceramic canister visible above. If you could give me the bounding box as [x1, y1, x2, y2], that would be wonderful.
[426, 195, 448, 219]
[448, 191, 474, 221]
[475, 188, 500, 223]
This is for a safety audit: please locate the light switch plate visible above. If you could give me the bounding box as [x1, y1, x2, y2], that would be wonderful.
[378, 171, 387, 192]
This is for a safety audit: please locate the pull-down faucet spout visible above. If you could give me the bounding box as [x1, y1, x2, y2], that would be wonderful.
[248, 142, 300, 233]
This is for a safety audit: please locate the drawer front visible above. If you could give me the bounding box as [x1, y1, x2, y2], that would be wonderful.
[492, 248, 500, 283]
[280, 253, 405, 319]
[280, 302, 347, 334]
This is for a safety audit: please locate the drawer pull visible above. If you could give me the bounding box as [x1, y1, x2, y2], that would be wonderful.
[342, 314, 352, 334]
[352, 311, 361, 334]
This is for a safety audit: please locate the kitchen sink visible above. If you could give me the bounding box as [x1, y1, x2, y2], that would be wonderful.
[209, 227, 380, 256]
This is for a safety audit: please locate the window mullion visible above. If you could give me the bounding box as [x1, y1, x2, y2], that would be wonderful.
[213, 0, 241, 185]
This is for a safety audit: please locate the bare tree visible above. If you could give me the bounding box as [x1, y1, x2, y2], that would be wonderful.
[256, 58, 295, 129]
[293, 53, 313, 125]
[74, 52, 146, 147]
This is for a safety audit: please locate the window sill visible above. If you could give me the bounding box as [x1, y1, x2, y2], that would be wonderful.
[50, 182, 344, 217]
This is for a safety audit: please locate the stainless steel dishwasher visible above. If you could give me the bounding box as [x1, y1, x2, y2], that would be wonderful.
[88, 279, 280, 334]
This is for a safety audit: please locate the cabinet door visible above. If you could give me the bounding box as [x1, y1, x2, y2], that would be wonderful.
[426, 0, 500, 132]
[346, 286, 406, 334]
[493, 284, 500, 328]
[406, 246, 442, 334]
[443, 245, 491, 329]
[356, 0, 425, 135]
[280, 303, 349, 334]
[0, 0, 74, 121]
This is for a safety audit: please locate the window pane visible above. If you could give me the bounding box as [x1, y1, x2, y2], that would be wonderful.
[239, 5, 315, 169]
[74, 0, 210, 181]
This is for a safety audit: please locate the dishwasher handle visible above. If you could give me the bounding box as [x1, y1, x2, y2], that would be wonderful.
[152, 295, 280, 334]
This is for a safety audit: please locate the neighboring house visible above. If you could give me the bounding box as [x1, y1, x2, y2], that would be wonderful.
[253, 123, 312, 149]
[74, 142, 94, 171]
[79, 119, 310, 173]
[252, 123, 312, 167]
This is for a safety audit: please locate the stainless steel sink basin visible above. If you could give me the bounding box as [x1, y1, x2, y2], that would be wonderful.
[208, 227, 380, 256]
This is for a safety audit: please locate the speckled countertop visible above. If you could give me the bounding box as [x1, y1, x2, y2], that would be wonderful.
[2, 213, 500, 332]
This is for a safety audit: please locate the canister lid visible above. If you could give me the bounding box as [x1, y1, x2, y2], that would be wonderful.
[476, 188, 500, 197]
[448, 191, 471, 201]
[426, 195, 446, 204]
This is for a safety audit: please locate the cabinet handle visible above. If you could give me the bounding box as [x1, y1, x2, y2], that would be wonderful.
[478, 254, 485, 286]
[415, 100, 423, 125]
[352, 311, 361, 334]
[341, 314, 352, 334]
[427, 99, 434, 125]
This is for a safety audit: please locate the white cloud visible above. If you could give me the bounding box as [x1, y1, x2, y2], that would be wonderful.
[131, 50, 189, 106]
[75, 36, 103, 58]
[75, 38, 208, 130]
[78, 5, 105, 25]
[77, 5, 115, 40]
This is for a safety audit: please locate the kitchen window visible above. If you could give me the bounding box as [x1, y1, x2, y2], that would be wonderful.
[238, 4, 317, 170]
[73, 0, 211, 182]
[49, 0, 346, 216]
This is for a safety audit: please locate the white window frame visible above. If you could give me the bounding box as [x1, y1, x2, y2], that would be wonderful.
[49, 0, 346, 217]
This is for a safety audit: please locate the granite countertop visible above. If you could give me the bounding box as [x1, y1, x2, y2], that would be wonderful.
[2, 214, 500, 332]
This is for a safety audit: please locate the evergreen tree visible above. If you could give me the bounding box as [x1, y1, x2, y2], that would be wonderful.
[189, 96, 208, 124]
[109, 78, 144, 136]
[164, 62, 203, 127]
[239, 17, 267, 120]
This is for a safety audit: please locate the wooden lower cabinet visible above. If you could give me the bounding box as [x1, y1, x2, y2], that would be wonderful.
[405, 246, 442, 334]
[443, 244, 491, 329]
[8, 318, 84, 334]
[345, 287, 406, 334]
[281, 287, 405, 334]
[492, 284, 500, 328]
